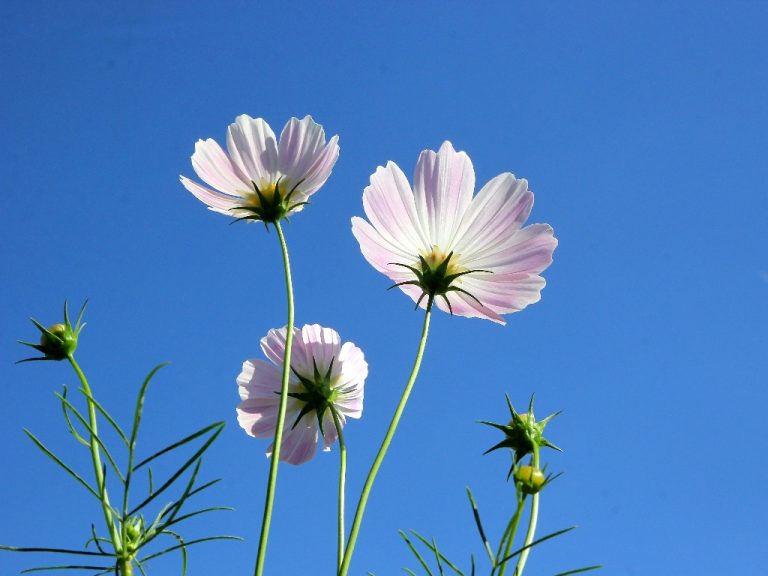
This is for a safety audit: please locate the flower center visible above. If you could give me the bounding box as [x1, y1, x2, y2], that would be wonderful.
[288, 358, 338, 432]
[232, 177, 309, 224]
[389, 246, 491, 313]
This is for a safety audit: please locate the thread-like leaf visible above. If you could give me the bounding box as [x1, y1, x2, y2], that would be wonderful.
[129, 423, 222, 515]
[465, 487, 495, 566]
[409, 531, 464, 576]
[134, 421, 223, 470]
[55, 392, 124, 483]
[23, 429, 99, 500]
[399, 530, 433, 576]
[57, 387, 88, 446]
[497, 526, 576, 566]
[137, 535, 241, 563]
[553, 565, 602, 576]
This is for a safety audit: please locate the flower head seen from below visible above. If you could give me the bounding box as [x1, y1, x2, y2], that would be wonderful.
[351, 141, 557, 324]
[180, 115, 339, 224]
[237, 325, 367, 465]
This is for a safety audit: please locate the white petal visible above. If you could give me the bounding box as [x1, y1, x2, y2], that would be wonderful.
[453, 173, 533, 258]
[413, 141, 475, 249]
[190, 138, 251, 195]
[462, 224, 557, 274]
[362, 162, 430, 257]
[180, 175, 241, 215]
[278, 116, 339, 197]
[276, 414, 320, 465]
[226, 115, 279, 187]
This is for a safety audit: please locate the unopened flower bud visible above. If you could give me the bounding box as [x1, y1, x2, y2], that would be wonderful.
[18, 301, 87, 363]
[38, 323, 78, 359]
[515, 465, 546, 494]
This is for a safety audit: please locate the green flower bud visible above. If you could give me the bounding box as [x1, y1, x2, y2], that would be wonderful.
[38, 323, 78, 360]
[482, 395, 562, 479]
[18, 301, 87, 363]
[515, 465, 546, 494]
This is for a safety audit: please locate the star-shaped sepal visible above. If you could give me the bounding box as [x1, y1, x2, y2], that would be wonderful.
[481, 394, 561, 478]
[17, 300, 87, 363]
[287, 357, 340, 435]
[389, 250, 491, 313]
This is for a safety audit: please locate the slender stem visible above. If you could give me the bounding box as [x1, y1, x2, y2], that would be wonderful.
[339, 300, 433, 576]
[514, 446, 540, 576]
[496, 491, 525, 576]
[331, 408, 347, 574]
[67, 355, 122, 555]
[118, 557, 133, 576]
[253, 220, 295, 576]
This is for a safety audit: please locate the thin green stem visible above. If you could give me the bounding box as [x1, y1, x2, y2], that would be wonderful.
[495, 492, 525, 576]
[514, 446, 540, 576]
[332, 408, 347, 574]
[339, 299, 433, 576]
[253, 220, 295, 576]
[67, 355, 122, 555]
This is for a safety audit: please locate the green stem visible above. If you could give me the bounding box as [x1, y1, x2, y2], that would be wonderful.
[514, 446, 540, 576]
[66, 355, 122, 555]
[118, 557, 133, 576]
[339, 300, 433, 576]
[332, 408, 347, 574]
[496, 491, 525, 576]
[253, 220, 295, 576]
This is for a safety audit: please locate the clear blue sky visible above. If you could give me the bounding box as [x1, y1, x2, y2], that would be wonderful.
[1, 2, 766, 574]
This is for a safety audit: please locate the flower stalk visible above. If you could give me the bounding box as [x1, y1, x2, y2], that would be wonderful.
[66, 354, 123, 562]
[332, 408, 347, 572]
[253, 220, 295, 576]
[513, 444, 541, 576]
[339, 299, 433, 576]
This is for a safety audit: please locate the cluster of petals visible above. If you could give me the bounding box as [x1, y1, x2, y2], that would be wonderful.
[180, 114, 339, 220]
[351, 141, 557, 324]
[237, 324, 367, 465]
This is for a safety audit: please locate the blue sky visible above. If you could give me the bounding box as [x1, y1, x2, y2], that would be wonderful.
[1, 1, 766, 575]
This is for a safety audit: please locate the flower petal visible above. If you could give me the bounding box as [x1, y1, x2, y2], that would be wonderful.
[361, 162, 430, 258]
[462, 224, 558, 274]
[459, 272, 548, 316]
[180, 175, 242, 215]
[274, 414, 319, 465]
[190, 138, 252, 195]
[278, 116, 339, 198]
[413, 141, 475, 249]
[453, 173, 533, 258]
[226, 115, 279, 187]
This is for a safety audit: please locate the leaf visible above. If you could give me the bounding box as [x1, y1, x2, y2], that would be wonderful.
[137, 535, 242, 563]
[497, 526, 576, 566]
[409, 531, 464, 576]
[399, 530, 433, 576]
[465, 487, 495, 566]
[23, 429, 99, 500]
[554, 565, 603, 576]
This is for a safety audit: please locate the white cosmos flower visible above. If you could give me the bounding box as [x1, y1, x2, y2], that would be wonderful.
[180, 115, 339, 223]
[237, 324, 367, 465]
[351, 141, 557, 324]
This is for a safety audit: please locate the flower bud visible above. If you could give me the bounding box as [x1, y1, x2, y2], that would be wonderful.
[18, 301, 87, 363]
[38, 323, 78, 360]
[515, 465, 546, 494]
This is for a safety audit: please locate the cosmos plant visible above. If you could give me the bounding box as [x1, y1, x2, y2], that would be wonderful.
[3, 115, 598, 576]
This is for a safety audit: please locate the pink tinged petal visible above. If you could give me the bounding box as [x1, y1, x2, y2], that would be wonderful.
[459, 272, 548, 316]
[237, 359, 282, 399]
[277, 116, 340, 197]
[226, 115, 279, 187]
[190, 138, 252, 195]
[453, 173, 533, 258]
[435, 291, 506, 324]
[275, 414, 320, 465]
[260, 326, 292, 367]
[179, 175, 242, 216]
[351, 217, 417, 282]
[463, 224, 558, 274]
[362, 162, 430, 257]
[321, 411, 343, 451]
[297, 324, 342, 378]
[413, 141, 475, 249]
